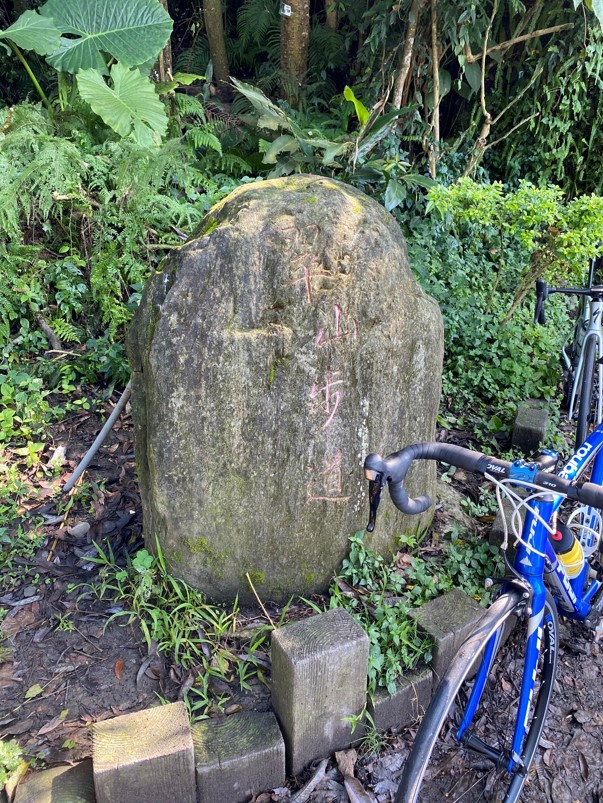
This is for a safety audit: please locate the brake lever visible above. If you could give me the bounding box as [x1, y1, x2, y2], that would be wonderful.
[366, 475, 385, 532]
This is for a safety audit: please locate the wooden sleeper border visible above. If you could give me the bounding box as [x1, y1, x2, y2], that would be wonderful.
[12, 591, 485, 803]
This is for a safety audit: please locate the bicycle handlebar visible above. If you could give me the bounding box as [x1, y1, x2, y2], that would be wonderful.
[534, 276, 603, 326]
[364, 441, 603, 531]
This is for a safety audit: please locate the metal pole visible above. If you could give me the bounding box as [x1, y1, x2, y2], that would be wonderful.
[63, 380, 132, 493]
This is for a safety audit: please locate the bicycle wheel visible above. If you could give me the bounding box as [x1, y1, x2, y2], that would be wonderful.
[575, 335, 597, 449]
[396, 589, 559, 803]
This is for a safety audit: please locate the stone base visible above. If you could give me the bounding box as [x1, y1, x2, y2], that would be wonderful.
[14, 761, 95, 803]
[93, 702, 195, 803]
[271, 608, 369, 775]
[512, 399, 548, 454]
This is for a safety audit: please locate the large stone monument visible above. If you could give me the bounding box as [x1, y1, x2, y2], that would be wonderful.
[127, 175, 443, 602]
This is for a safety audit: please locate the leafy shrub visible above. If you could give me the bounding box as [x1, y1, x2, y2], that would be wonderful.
[0, 739, 23, 786]
[401, 178, 603, 437]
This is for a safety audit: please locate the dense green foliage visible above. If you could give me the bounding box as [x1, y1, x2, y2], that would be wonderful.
[405, 179, 603, 435]
[0, 101, 240, 442]
[1, 1, 601, 445]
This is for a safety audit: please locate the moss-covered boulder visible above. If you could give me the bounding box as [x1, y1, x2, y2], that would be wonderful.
[127, 175, 443, 602]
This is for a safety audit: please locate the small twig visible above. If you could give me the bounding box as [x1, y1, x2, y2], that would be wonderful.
[245, 572, 275, 628]
[487, 112, 539, 150]
[290, 758, 329, 803]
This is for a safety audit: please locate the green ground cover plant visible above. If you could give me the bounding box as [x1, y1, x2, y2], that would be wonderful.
[0, 739, 23, 787]
[328, 527, 502, 698]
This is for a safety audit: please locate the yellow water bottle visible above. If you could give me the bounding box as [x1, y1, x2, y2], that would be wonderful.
[549, 521, 585, 578]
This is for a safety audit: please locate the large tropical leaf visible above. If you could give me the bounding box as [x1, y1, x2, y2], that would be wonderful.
[77, 63, 168, 147]
[591, 0, 603, 28]
[231, 78, 292, 132]
[39, 0, 173, 73]
[0, 10, 61, 55]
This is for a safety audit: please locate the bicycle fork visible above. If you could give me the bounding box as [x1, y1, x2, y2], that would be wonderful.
[456, 500, 555, 776]
[567, 309, 603, 424]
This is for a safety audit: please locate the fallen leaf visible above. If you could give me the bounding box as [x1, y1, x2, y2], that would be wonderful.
[37, 709, 69, 735]
[32, 625, 53, 643]
[1, 719, 33, 736]
[2, 606, 38, 636]
[335, 749, 357, 778]
[395, 552, 413, 570]
[344, 776, 376, 803]
[67, 522, 91, 539]
[114, 659, 124, 680]
[335, 578, 364, 598]
[47, 445, 67, 468]
[579, 752, 589, 781]
[24, 683, 44, 700]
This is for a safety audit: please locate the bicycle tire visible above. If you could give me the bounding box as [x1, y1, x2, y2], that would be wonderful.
[395, 589, 559, 803]
[575, 335, 597, 449]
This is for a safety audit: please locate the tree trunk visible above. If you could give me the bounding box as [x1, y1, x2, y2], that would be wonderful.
[325, 0, 337, 31]
[280, 0, 311, 107]
[203, 0, 230, 94]
[391, 0, 424, 109]
[428, 0, 440, 178]
[157, 0, 173, 83]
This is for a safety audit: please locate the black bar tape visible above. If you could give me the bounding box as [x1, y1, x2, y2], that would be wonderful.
[374, 441, 603, 516]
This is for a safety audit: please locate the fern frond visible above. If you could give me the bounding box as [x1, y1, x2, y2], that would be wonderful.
[308, 25, 347, 72]
[186, 127, 223, 154]
[203, 102, 242, 131]
[215, 153, 253, 176]
[0, 125, 86, 239]
[262, 26, 282, 65]
[175, 38, 211, 76]
[174, 92, 208, 122]
[49, 318, 83, 344]
[237, 0, 278, 49]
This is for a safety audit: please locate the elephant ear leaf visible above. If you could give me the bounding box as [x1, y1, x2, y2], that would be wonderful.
[0, 10, 61, 55]
[38, 0, 172, 73]
[77, 63, 168, 147]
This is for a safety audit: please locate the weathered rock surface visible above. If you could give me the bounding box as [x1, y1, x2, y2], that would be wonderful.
[127, 175, 443, 601]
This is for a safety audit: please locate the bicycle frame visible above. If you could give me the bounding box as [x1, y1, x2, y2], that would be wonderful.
[566, 294, 603, 425]
[458, 421, 603, 775]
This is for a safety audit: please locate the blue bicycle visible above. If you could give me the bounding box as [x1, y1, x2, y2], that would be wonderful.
[364, 429, 603, 802]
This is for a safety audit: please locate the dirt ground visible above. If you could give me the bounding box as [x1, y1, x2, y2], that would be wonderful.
[1, 404, 603, 802]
